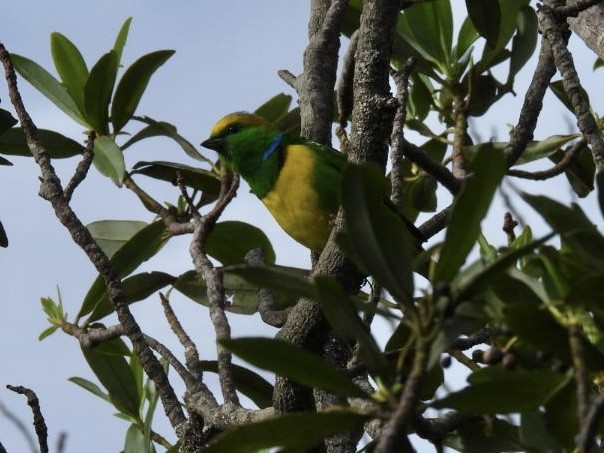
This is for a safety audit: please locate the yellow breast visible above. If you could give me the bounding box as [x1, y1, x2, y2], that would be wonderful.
[261, 144, 332, 252]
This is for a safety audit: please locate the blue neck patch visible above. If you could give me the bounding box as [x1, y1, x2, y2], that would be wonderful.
[262, 132, 284, 162]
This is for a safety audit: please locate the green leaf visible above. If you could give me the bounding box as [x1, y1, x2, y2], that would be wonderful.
[549, 143, 595, 197]
[550, 79, 591, 114]
[455, 16, 479, 61]
[0, 128, 84, 158]
[225, 265, 316, 300]
[206, 221, 275, 266]
[68, 376, 111, 403]
[111, 50, 175, 133]
[38, 326, 58, 341]
[200, 360, 273, 409]
[444, 418, 526, 452]
[467, 74, 499, 117]
[254, 93, 292, 123]
[93, 135, 125, 185]
[131, 160, 220, 206]
[433, 146, 505, 282]
[128, 116, 211, 164]
[124, 424, 146, 453]
[340, 163, 414, 303]
[84, 51, 118, 134]
[432, 367, 570, 414]
[113, 17, 132, 65]
[51, 32, 88, 110]
[0, 108, 17, 135]
[77, 221, 167, 321]
[465, 0, 500, 48]
[520, 410, 563, 452]
[315, 277, 389, 376]
[204, 410, 370, 453]
[81, 341, 140, 419]
[88, 271, 176, 322]
[87, 220, 147, 258]
[174, 269, 297, 315]
[508, 6, 538, 82]
[398, 0, 453, 70]
[222, 337, 367, 399]
[11, 53, 88, 126]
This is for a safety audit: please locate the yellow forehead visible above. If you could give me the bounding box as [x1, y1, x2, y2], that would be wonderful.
[210, 112, 272, 137]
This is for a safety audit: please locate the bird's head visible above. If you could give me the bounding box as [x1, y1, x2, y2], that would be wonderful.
[201, 112, 283, 176]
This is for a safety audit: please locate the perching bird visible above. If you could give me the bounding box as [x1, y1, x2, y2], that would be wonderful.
[201, 112, 424, 253]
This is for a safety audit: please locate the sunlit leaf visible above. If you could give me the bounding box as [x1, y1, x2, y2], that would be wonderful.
[0, 128, 84, 158]
[111, 50, 175, 133]
[222, 337, 367, 398]
[11, 53, 88, 126]
[51, 32, 88, 109]
[84, 51, 118, 134]
[93, 135, 125, 185]
[87, 220, 147, 258]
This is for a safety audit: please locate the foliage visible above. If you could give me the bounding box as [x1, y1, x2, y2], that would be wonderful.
[2, 1, 604, 452]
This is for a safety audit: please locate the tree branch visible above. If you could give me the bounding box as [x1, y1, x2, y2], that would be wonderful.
[507, 138, 585, 180]
[6, 386, 48, 453]
[0, 43, 193, 443]
[539, 0, 604, 165]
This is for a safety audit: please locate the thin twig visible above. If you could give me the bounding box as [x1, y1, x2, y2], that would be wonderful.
[389, 57, 416, 208]
[418, 205, 452, 239]
[64, 132, 95, 202]
[580, 394, 604, 453]
[403, 138, 460, 195]
[538, 1, 604, 164]
[569, 324, 590, 425]
[277, 70, 297, 89]
[160, 292, 203, 381]
[374, 336, 429, 452]
[505, 33, 557, 167]
[143, 334, 199, 390]
[507, 138, 585, 180]
[450, 327, 493, 351]
[188, 174, 241, 405]
[6, 386, 48, 453]
[0, 43, 190, 439]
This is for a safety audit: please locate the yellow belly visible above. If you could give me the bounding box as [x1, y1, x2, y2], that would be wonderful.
[261, 144, 332, 252]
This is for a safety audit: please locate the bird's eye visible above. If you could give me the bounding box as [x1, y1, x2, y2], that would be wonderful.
[226, 124, 240, 135]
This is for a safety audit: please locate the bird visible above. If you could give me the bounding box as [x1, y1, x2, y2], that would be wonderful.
[201, 112, 424, 253]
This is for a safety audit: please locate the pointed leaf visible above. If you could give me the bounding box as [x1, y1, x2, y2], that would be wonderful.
[11, 53, 87, 126]
[200, 360, 273, 409]
[465, 0, 501, 48]
[315, 277, 388, 376]
[226, 264, 315, 299]
[206, 221, 275, 265]
[81, 341, 140, 419]
[68, 376, 111, 403]
[432, 367, 570, 414]
[124, 424, 146, 453]
[254, 93, 292, 123]
[433, 146, 505, 282]
[205, 411, 370, 453]
[130, 161, 220, 205]
[222, 337, 367, 399]
[509, 6, 538, 82]
[113, 17, 132, 65]
[87, 220, 147, 258]
[111, 50, 175, 133]
[93, 135, 125, 185]
[77, 221, 167, 320]
[88, 271, 176, 322]
[51, 32, 88, 109]
[340, 163, 414, 302]
[0, 128, 84, 158]
[0, 108, 17, 135]
[84, 51, 118, 134]
[129, 116, 210, 163]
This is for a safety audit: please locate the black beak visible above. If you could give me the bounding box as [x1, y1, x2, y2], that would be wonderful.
[201, 137, 225, 154]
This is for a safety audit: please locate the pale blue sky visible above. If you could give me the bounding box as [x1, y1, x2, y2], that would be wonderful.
[1, 2, 602, 452]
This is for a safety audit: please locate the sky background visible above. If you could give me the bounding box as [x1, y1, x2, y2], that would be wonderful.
[1, 1, 603, 452]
